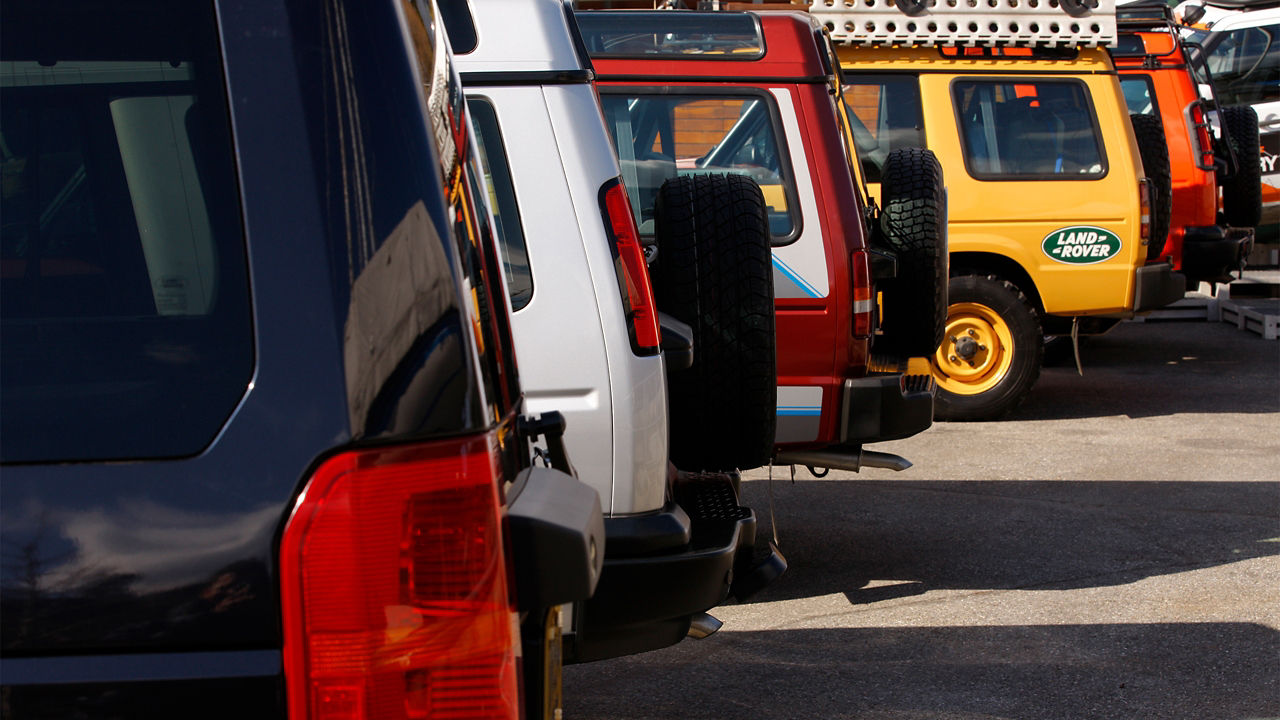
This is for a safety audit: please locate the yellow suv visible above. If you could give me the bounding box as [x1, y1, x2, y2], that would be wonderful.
[817, 0, 1187, 419]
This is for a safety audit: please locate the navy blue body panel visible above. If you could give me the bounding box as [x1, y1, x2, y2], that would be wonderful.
[0, 0, 495, 705]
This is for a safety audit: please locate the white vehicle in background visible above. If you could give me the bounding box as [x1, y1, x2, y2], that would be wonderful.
[439, 0, 785, 667]
[1176, 0, 1279, 252]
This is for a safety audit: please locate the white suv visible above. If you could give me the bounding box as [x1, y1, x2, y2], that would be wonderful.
[443, 0, 785, 663]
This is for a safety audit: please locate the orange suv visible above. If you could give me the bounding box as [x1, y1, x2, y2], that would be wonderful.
[1113, 0, 1260, 286]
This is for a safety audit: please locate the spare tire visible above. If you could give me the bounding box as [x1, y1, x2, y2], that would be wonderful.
[651, 173, 776, 472]
[875, 146, 948, 357]
[1130, 112, 1172, 260]
[1219, 105, 1262, 228]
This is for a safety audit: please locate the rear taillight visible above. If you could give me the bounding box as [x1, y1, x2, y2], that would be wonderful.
[281, 434, 520, 720]
[851, 249, 873, 337]
[1185, 102, 1216, 171]
[600, 178, 661, 356]
[1138, 178, 1152, 243]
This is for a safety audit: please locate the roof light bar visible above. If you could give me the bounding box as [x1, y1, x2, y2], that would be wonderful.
[811, 0, 1117, 48]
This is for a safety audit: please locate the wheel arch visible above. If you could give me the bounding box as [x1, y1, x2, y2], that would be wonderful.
[949, 251, 1044, 317]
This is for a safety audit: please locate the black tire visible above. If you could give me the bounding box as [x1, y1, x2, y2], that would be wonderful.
[652, 173, 776, 471]
[1130, 113, 1171, 261]
[875, 147, 948, 356]
[933, 274, 1043, 422]
[1219, 105, 1262, 228]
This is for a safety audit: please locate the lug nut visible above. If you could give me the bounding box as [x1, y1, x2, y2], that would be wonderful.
[967, 328, 977, 337]
[949, 355, 959, 363]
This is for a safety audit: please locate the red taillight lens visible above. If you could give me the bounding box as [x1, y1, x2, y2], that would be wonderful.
[281, 434, 519, 720]
[1138, 178, 1152, 243]
[851, 249, 873, 337]
[600, 178, 661, 356]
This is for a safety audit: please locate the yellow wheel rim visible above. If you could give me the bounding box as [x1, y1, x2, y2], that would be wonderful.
[931, 302, 1015, 396]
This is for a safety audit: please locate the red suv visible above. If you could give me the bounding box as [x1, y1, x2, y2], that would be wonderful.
[1113, 0, 1260, 286]
[577, 9, 945, 473]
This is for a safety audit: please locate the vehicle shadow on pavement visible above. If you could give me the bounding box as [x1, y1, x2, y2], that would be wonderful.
[565, 475, 1280, 720]
[1009, 320, 1279, 420]
[563, 621, 1280, 720]
[733, 478, 1278, 601]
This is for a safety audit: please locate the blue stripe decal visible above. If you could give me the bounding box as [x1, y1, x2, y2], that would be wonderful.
[777, 407, 822, 416]
[772, 255, 821, 298]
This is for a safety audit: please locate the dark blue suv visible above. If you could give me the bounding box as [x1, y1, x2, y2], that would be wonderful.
[0, 0, 601, 717]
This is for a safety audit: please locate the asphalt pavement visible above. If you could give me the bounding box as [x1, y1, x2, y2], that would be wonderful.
[564, 316, 1280, 720]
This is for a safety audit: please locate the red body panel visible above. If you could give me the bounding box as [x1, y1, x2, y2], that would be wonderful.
[593, 12, 872, 448]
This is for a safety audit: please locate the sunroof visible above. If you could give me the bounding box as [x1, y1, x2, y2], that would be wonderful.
[575, 11, 764, 59]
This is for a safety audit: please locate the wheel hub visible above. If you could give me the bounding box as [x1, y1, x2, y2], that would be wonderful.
[931, 302, 1016, 396]
[954, 334, 979, 361]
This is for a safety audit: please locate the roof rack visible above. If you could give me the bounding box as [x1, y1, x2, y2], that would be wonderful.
[810, 0, 1118, 48]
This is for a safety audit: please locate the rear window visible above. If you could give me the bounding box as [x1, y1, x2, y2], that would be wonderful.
[576, 11, 764, 59]
[952, 79, 1107, 179]
[599, 91, 799, 244]
[0, 1, 252, 463]
[842, 74, 927, 183]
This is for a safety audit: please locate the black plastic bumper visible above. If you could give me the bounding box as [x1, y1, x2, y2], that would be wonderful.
[1181, 225, 1254, 285]
[838, 372, 935, 444]
[1133, 260, 1187, 312]
[565, 473, 784, 664]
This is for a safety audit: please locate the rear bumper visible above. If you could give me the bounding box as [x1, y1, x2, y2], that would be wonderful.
[1132, 260, 1187, 312]
[566, 472, 784, 664]
[1180, 225, 1254, 285]
[838, 372, 935, 445]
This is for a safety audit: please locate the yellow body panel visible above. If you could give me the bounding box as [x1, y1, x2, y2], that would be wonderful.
[840, 46, 1148, 317]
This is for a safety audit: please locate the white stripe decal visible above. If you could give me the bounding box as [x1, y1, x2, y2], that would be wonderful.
[773, 255, 821, 299]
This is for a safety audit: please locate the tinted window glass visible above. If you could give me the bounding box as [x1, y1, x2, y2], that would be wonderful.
[577, 11, 763, 58]
[953, 80, 1106, 179]
[436, 0, 479, 55]
[1120, 76, 1158, 116]
[0, 1, 252, 462]
[599, 92, 798, 243]
[842, 75, 927, 183]
[1205, 24, 1279, 106]
[470, 98, 533, 312]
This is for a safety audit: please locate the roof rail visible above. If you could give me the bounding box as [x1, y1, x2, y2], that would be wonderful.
[810, 0, 1118, 48]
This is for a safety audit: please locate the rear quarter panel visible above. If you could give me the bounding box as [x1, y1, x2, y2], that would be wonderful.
[918, 68, 1147, 316]
[537, 83, 668, 516]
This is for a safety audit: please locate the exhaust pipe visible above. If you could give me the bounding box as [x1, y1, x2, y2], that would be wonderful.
[773, 448, 912, 473]
[687, 612, 723, 639]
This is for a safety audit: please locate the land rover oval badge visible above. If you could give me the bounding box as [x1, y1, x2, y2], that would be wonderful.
[1042, 226, 1122, 264]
